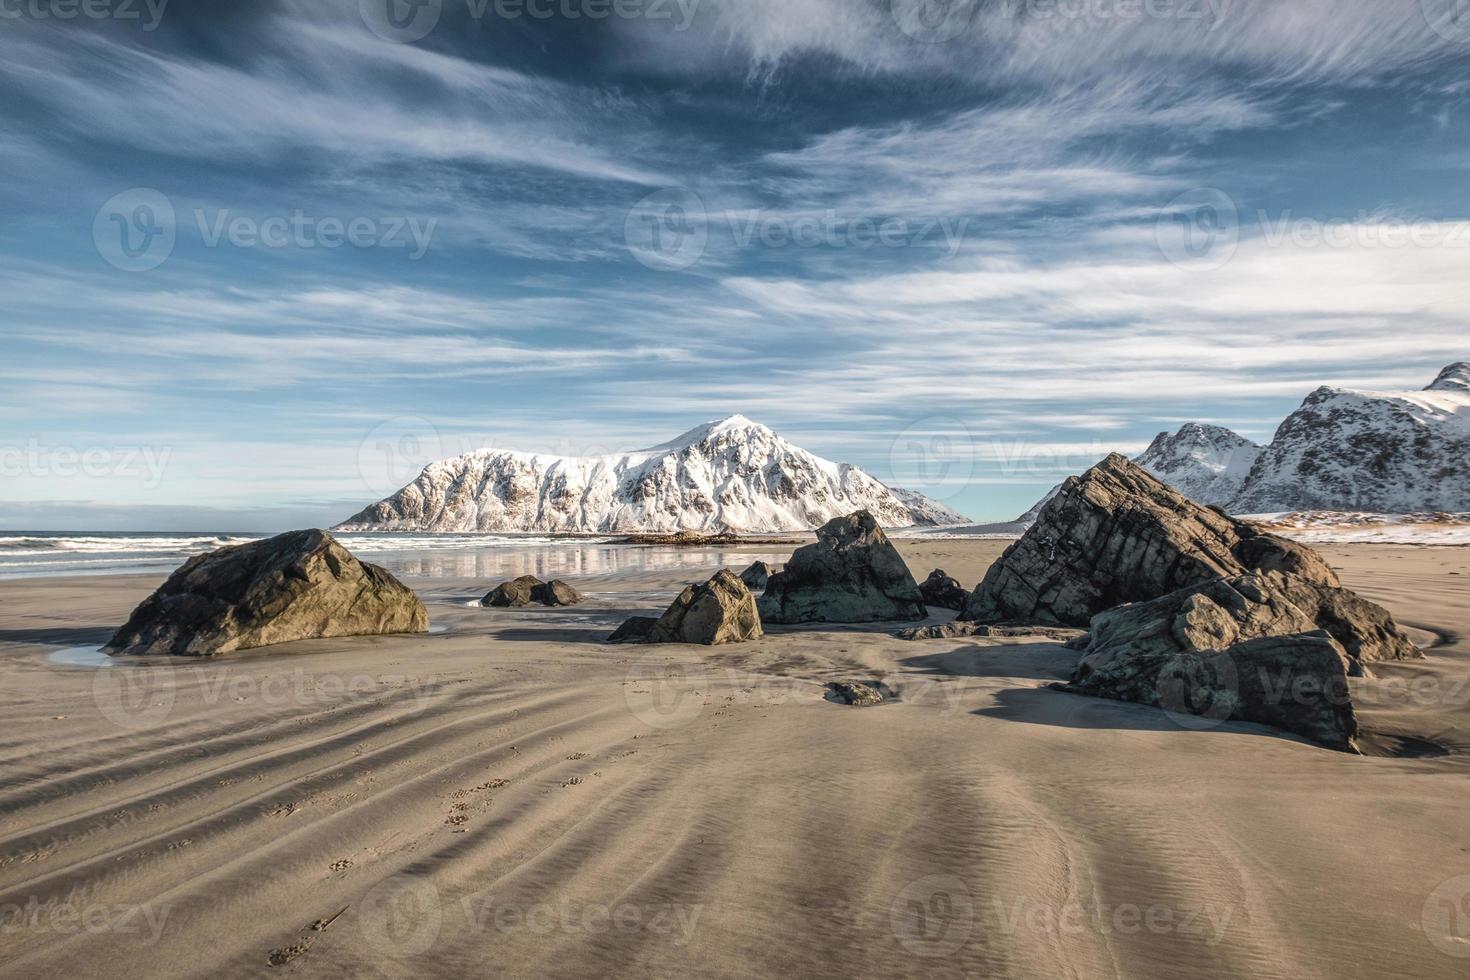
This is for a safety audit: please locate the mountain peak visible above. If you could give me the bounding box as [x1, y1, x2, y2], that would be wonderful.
[1427, 362, 1470, 392]
[652, 414, 774, 451]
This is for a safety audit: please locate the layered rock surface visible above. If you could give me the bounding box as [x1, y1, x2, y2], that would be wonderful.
[963, 455, 1338, 627]
[919, 570, 969, 611]
[106, 530, 428, 657]
[759, 512, 926, 624]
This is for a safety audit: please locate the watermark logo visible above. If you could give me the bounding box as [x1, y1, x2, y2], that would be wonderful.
[1424, 875, 1470, 958]
[357, 417, 447, 500]
[891, 0, 980, 43]
[94, 188, 176, 273]
[626, 188, 708, 272]
[0, 442, 171, 490]
[0, 898, 173, 943]
[890, 875, 974, 958]
[622, 659, 710, 729]
[1422, 0, 1470, 44]
[93, 663, 178, 732]
[1156, 187, 1239, 272]
[888, 417, 977, 504]
[360, 0, 443, 42]
[360, 875, 443, 955]
[194, 209, 437, 260]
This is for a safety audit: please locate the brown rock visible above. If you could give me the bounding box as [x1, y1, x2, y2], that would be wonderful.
[739, 561, 775, 591]
[825, 682, 883, 706]
[105, 530, 427, 657]
[609, 569, 763, 646]
[482, 575, 544, 608]
[532, 580, 584, 607]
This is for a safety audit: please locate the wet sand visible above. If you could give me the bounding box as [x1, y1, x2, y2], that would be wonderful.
[0, 541, 1468, 978]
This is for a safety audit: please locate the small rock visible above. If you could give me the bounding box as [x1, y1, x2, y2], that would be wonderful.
[608, 570, 763, 646]
[481, 575, 544, 608]
[739, 561, 775, 591]
[825, 682, 883, 706]
[532, 580, 584, 606]
[919, 570, 970, 611]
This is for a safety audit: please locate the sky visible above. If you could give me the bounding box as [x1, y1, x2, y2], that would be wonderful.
[2, 0, 1469, 530]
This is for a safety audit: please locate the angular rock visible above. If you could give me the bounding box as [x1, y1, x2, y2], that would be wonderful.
[919, 569, 969, 611]
[759, 511, 926, 624]
[482, 575, 544, 608]
[105, 530, 428, 657]
[962, 454, 1341, 627]
[532, 580, 584, 607]
[1065, 629, 1360, 752]
[825, 682, 884, 706]
[739, 561, 775, 591]
[608, 570, 763, 646]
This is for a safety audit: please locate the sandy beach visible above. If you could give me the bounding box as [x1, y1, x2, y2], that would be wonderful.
[0, 540, 1465, 978]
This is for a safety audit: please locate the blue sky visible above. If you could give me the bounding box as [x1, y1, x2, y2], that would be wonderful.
[2, 0, 1469, 530]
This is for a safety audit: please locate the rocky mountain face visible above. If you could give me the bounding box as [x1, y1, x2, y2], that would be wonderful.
[1230, 363, 1470, 514]
[339, 416, 969, 534]
[1135, 423, 1263, 507]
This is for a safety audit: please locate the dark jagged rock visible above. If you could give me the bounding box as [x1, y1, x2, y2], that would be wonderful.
[532, 580, 584, 607]
[1065, 629, 1360, 752]
[919, 570, 969, 611]
[739, 561, 775, 591]
[759, 511, 926, 624]
[608, 570, 763, 646]
[105, 530, 427, 657]
[482, 575, 545, 608]
[825, 682, 883, 706]
[961, 454, 1341, 627]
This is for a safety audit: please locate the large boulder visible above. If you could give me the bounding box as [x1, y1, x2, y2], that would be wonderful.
[759, 512, 926, 624]
[1061, 569, 1422, 751]
[105, 530, 428, 657]
[1075, 570, 1420, 677]
[609, 570, 763, 646]
[1065, 630, 1360, 752]
[482, 575, 543, 608]
[962, 454, 1340, 627]
[919, 570, 969, 611]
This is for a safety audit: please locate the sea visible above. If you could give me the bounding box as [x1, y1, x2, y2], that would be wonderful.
[0, 532, 792, 582]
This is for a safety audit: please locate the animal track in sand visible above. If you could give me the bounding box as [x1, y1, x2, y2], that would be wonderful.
[566, 752, 590, 760]
[329, 858, 353, 871]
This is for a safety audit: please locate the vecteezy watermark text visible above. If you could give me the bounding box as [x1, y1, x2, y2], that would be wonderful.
[195, 209, 437, 260]
[0, 899, 173, 944]
[359, 0, 699, 43]
[0, 442, 171, 489]
[0, 0, 169, 30]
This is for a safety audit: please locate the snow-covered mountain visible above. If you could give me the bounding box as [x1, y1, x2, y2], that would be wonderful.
[1016, 422, 1261, 523]
[1231, 363, 1470, 514]
[1017, 363, 1470, 522]
[889, 488, 971, 527]
[338, 416, 972, 534]
[1135, 423, 1263, 507]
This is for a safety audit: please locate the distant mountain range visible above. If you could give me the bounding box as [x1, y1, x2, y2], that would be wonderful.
[339, 416, 971, 534]
[1021, 362, 1470, 521]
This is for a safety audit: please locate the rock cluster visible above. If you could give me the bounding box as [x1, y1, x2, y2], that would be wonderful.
[919, 570, 969, 611]
[963, 456, 1421, 751]
[105, 530, 428, 657]
[609, 569, 763, 646]
[759, 512, 926, 624]
[481, 576, 584, 608]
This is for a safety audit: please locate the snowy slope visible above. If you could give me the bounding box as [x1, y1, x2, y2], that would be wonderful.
[889, 488, 971, 527]
[1230, 363, 1470, 514]
[1134, 423, 1263, 507]
[338, 416, 971, 533]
